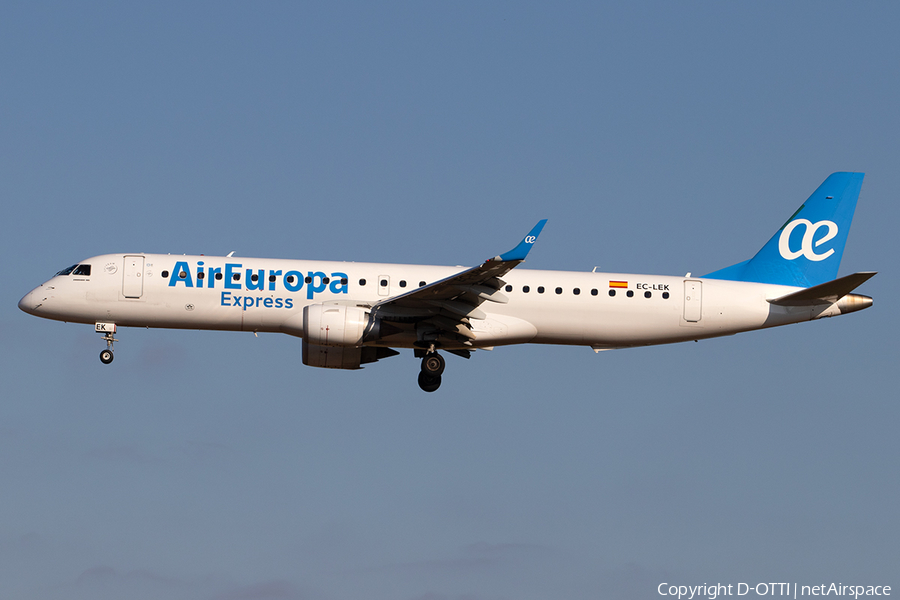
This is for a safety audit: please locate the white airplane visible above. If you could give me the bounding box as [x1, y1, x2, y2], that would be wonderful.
[19, 172, 874, 392]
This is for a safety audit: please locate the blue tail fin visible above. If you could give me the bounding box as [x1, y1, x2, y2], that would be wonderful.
[703, 172, 864, 287]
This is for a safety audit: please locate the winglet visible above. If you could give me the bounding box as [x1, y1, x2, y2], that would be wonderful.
[495, 220, 548, 262]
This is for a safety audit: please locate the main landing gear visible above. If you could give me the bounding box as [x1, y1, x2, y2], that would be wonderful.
[418, 351, 445, 392]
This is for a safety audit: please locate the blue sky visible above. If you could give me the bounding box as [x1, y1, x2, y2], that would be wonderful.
[1, 3, 897, 599]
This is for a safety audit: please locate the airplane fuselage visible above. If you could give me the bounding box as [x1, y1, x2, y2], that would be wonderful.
[19, 252, 858, 352]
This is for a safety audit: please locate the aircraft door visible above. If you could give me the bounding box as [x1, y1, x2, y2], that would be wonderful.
[378, 275, 390, 296]
[123, 255, 145, 298]
[683, 280, 702, 322]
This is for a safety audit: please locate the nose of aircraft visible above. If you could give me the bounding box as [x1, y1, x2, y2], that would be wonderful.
[18, 288, 39, 315]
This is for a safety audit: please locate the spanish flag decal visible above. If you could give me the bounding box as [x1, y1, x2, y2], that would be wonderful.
[608, 280, 628, 288]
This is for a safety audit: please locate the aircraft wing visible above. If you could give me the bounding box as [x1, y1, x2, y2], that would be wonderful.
[370, 220, 547, 349]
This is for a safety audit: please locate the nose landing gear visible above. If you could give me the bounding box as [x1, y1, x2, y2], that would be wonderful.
[418, 351, 445, 392]
[95, 322, 117, 365]
[100, 347, 114, 364]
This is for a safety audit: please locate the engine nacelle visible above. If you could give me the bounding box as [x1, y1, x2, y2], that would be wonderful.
[303, 304, 377, 347]
[301, 304, 398, 369]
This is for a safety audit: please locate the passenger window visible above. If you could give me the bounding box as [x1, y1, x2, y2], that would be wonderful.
[627, 290, 634, 297]
[591, 289, 598, 296]
[573, 288, 580, 295]
[304, 276, 312, 284]
[216, 273, 223, 280]
[555, 287, 562, 294]
[323, 277, 330, 284]
[663, 292, 670, 299]
[233, 273, 240, 281]
[608, 289, 615, 297]
[251, 274, 259, 282]
[644, 291, 651, 298]
[269, 275, 277, 282]
[162, 270, 169, 278]
[72, 264, 91, 276]
[359, 279, 366, 286]
[380, 279, 388, 287]
[505, 285, 513, 292]
[56, 264, 78, 276]
[197, 272, 205, 280]
[523, 286, 530, 293]
[179, 271, 187, 279]
[399, 280, 407, 288]
[286, 275, 295, 284]
[341, 278, 348, 285]
[419, 281, 426, 287]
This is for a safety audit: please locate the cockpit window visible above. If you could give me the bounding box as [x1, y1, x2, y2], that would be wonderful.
[56, 264, 78, 276]
[72, 264, 91, 276]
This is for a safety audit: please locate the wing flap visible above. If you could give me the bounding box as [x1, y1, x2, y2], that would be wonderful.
[426, 299, 487, 320]
[453, 285, 509, 303]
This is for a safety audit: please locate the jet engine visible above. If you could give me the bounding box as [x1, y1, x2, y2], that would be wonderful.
[300, 304, 397, 369]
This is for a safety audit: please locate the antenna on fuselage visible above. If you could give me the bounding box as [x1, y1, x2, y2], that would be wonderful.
[226, 251, 235, 257]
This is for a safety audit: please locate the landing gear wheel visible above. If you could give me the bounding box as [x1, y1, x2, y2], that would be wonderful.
[97, 325, 118, 365]
[418, 371, 442, 392]
[421, 352, 445, 376]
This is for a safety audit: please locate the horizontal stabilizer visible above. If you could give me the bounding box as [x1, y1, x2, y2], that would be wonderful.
[768, 271, 876, 306]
